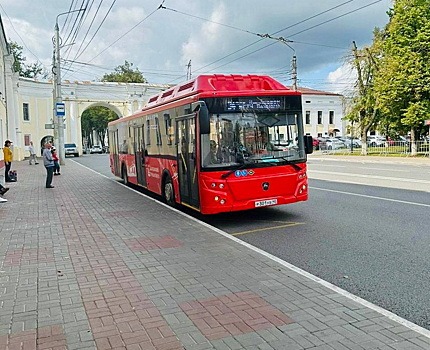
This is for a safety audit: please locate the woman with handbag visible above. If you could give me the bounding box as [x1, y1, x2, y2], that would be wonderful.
[3, 140, 15, 182]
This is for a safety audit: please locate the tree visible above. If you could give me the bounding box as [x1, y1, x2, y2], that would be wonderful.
[101, 60, 147, 83]
[345, 33, 383, 155]
[81, 106, 118, 148]
[8, 41, 46, 78]
[374, 0, 430, 154]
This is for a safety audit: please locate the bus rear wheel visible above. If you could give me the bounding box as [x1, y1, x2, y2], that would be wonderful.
[163, 175, 175, 207]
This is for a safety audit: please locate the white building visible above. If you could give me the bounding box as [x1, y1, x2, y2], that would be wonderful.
[298, 87, 345, 138]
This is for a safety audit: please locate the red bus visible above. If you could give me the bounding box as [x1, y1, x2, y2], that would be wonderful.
[108, 74, 313, 214]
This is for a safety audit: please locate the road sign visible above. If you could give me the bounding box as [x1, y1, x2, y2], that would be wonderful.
[44, 123, 65, 129]
[56, 102, 65, 117]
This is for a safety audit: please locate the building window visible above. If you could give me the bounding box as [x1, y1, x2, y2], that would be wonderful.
[317, 111, 323, 124]
[305, 111, 311, 124]
[329, 111, 334, 124]
[24, 134, 30, 146]
[23, 103, 29, 121]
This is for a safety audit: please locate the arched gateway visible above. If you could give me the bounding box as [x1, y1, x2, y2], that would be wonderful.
[10, 78, 170, 161]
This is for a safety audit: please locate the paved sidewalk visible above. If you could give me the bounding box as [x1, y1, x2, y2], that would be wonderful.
[1, 160, 429, 350]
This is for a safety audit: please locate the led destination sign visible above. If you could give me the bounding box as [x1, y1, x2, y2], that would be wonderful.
[226, 98, 282, 111]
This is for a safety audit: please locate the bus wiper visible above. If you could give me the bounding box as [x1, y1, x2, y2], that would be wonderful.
[260, 156, 302, 171]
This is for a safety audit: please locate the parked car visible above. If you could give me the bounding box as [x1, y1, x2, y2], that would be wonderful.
[339, 137, 362, 148]
[367, 136, 386, 147]
[64, 143, 79, 157]
[319, 138, 346, 150]
[90, 145, 103, 154]
[312, 138, 320, 150]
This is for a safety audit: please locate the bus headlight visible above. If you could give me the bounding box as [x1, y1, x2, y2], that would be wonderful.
[220, 199, 226, 205]
[214, 196, 219, 201]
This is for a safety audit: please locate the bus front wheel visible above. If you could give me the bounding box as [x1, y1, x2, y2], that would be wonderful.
[163, 175, 176, 207]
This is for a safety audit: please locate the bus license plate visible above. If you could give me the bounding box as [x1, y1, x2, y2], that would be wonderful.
[255, 199, 277, 207]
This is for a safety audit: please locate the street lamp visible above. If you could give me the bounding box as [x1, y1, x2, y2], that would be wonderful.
[53, 9, 85, 165]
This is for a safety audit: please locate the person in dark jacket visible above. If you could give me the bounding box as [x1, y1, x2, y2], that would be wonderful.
[42, 142, 55, 188]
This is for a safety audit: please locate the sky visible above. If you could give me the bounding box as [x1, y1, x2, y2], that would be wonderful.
[0, 0, 393, 94]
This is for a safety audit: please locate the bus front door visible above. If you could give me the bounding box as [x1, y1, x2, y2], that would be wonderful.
[177, 116, 199, 209]
[134, 126, 147, 187]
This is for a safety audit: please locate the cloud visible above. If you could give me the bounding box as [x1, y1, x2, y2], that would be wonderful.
[0, 0, 392, 90]
[326, 64, 357, 95]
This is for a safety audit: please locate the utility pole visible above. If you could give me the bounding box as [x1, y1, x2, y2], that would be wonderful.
[186, 60, 192, 80]
[53, 9, 85, 165]
[53, 21, 64, 164]
[292, 55, 297, 91]
[257, 34, 297, 90]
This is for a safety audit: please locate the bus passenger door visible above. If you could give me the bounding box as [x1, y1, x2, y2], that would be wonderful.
[177, 116, 199, 209]
[111, 130, 120, 176]
[134, 126, 147, 187]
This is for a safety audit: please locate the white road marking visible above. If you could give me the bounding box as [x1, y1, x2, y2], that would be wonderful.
[310, 187, 430, 207]
[310, 170, 430, 184]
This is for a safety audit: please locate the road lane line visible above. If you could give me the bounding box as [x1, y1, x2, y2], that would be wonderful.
[231, 222, 304, 236]
[310, 170, 430, 184]
[311, 186, 430, 207]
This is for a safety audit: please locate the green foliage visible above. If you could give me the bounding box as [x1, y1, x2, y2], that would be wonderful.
[81, 106, 118, 147]
[347, 0, 430, 144]
[101, 60, 147, 83]
[8, 41, 44, 78]
[374, 0, 430, 135]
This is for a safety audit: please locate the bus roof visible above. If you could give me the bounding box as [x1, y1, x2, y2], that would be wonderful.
[143, 74, 298, 109]
[109, 74, 299, 126]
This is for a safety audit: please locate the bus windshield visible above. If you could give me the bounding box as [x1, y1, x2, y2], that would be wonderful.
[201, 97, 305, 169]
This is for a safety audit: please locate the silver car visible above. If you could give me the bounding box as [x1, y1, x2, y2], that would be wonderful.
[64, 143, 79, 157]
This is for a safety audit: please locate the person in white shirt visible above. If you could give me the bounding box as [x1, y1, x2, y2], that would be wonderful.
[28, 141, 39, 165]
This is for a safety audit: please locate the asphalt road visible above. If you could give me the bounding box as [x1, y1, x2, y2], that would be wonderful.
[73, 153, 430, 330]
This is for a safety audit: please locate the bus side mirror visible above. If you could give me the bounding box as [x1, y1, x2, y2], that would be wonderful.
[304, 135, 313, 154]
[193, 102, 210, 134]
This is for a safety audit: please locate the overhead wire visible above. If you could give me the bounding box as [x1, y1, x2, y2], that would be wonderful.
[63, 0, 118, 79]
[71, 0, 107, 60]
[161, 0, 358, 83]
[87, 0, 166, 63]
[162, 0, 382, 84]
[61, 0, 88, 47]
[61, 0, 79, 37]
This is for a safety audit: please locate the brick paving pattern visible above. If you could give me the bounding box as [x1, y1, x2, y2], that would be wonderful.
[0, 159, 429, 349]
[180, 291, 294, 340]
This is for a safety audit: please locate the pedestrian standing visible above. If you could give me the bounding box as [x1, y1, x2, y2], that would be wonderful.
[28, 141, 39, 165]
[3, 140, 15, 182]
[42, 142, 55, 188]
